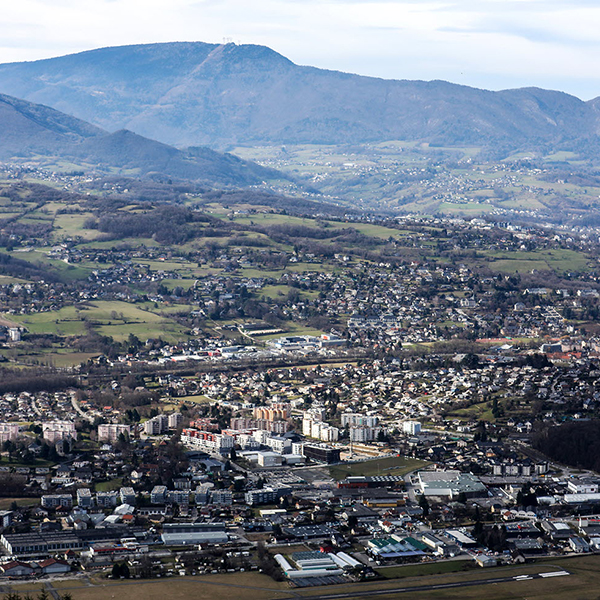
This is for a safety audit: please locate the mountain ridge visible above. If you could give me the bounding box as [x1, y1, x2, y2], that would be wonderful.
[0, 90, 287, 187]
[0, 41, 596, 153]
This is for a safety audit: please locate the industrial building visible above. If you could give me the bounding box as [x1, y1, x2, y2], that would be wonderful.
[417, 471, 487, 499]
[160, 522, 228, 546]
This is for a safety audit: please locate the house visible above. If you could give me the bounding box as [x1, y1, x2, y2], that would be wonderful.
[475, 554, 497, 568]
[0, 561, 35, 577]
[36, 558, 71, 575]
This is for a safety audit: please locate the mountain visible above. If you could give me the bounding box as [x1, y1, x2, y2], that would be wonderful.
[0, 91, 284, 186]
[71, 129, 283, 185]
[0, 92, 102, 157]
[0, 42, 597, 152]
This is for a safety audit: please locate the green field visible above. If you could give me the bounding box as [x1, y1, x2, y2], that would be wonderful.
[0, 497, 40, 510]
[481, 248, 591, 274]
[95, 478, 123, 492]
[376, 559, 473, 579]
[175, 394, 212, 404]
[8, 555, 600, 600]
[11, 573, 288, 600]
[9, 300, 191, 343]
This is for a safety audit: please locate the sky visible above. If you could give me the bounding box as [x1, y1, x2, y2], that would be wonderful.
[2, 0, 600, 100]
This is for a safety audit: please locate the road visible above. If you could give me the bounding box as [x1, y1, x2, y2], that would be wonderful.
[70, 391, 95, 423]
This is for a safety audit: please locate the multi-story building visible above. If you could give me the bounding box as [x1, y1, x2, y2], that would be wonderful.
[308, 421, 339, 442]
[302, 418, 314, 437]
[43, 422, 77, 443]
[349, 426, 386, 442]
[194, 483, 213, 505]
[302, 444, 340, 464]
[266, 420, 289, 434]
[150, 485, 167, 504]
[97, 424, 130, 443]
[144, 415, 168, 435]
[181, 429, 234, 454]
[0, 423, 19, 444]
[235, 434, 261, 450]
[403, 421, 422, 435]
[231, 417, 289, 434]
[41, 494, 73, 509]
[119, 487, 136, 505]
[168, 490, 190, 505]
[567, 479, 600, 494]
[95, 491, 118, 508]
[230, 417, 254, 430]
[76, 488, 93, 508]
[341, 414, 379, 427]
[191, 418, 219, 432]
[253, 403, 290, 421]
[210, 490, 233, 505]
[245, 487, 291, 506]
[252, 430, 270, 445]
[264, 435, 292, 454]
[168, 412, 183, 429]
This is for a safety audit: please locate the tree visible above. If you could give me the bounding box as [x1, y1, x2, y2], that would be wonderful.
[474, 420, 487, 442]
[473, 506, 483, 536]
[418, 494, 430, 517]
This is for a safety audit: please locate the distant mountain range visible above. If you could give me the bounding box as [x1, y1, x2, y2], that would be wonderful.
[0, 92, 284, 187]
[0, 42, 597, 153]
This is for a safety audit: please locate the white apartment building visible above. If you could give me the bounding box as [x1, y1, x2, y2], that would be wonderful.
[341, 413, 379, 427]
[349, 426, 386, 442]
[144, 414, 168, 435]
[168, 412, 183, 428]
[98, 423, 130, 442]
[180, 429, 234, 454]
[43, 421, 77, 443]
[0, 423, 19, 443]
[403, 421, 422, 435]
[264, 435, 292, 454]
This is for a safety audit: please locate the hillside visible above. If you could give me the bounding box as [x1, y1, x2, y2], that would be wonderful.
[0, 93, 102, 158]
[0, 42, 597, 152]
[0, 92, 287, 187]
[72, 129, 284, 185]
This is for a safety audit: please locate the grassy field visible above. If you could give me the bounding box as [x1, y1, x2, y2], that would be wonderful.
[10, 300, 191, 343]
[449, 400, 495, 421]
[296, 555, 600, 600]
[175, 394, 212, 404]
[11, 573, 288, 600]
[8, 555, 600, 600]
[329, 456, 428, 480]
[0, 497, 40, 510]
[481, 248, 591, 274]
[36, 351, 101, 368]
[376, 559, 473, 579]
[95, 478, 123, 492]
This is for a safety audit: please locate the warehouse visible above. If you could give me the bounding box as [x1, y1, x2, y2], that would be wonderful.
[161, 522, 228, 546]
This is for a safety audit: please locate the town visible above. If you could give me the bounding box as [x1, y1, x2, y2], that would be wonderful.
[0, 172, 599, 597]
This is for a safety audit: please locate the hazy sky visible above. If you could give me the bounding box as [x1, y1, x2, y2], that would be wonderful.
[2, 0, 600, 99]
